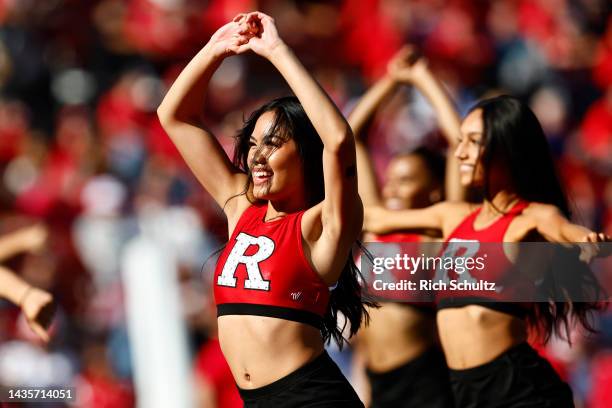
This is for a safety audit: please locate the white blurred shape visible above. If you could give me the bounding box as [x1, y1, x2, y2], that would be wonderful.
[73, 175, 127, 289]
[3, 156, 38, 194]
[0, 341, 73, 386]
[121, 236, 193, 408]
[81, 174, 126, 217]
[137, 204, 205, 269]
[148, 0, 184, 10]
[51, 69, 96, 105]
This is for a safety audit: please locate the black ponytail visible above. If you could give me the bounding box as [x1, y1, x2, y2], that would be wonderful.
[471, 95, 606, 343]
[322, 246, 377, 348]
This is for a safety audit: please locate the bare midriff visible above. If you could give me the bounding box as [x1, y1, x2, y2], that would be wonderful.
[218, 314, 325, 389]
[437, 305, 527, 369]
[361, 303, 436, 372]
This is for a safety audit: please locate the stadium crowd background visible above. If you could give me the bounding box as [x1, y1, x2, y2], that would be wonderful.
[0, 0, 610, 407]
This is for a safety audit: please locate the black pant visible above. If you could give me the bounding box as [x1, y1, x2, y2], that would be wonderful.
[238, 351, 364, 407]
[450, 343, 574, 408]
[366, 346, 453, 408]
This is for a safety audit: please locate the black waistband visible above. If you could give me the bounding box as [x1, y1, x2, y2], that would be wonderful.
[437, 297, 529, 318]
[237, 351, 333, 400]
[366, 346, 446, 381]
[448, 342, 534, 379]
[217, 303, 323, 330]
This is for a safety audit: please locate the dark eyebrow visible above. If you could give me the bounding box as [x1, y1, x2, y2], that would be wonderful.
[249, 135, 257, 142]
[466, 131, 482, 137]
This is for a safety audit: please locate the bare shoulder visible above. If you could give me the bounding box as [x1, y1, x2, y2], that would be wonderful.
[522, 202, 563, 220]
[504, 202, 555, 241]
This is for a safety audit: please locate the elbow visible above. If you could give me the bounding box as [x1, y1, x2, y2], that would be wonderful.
[156, 103, 192, 132]
[325, 125, 354, 154]
[156, 103, 173, 128]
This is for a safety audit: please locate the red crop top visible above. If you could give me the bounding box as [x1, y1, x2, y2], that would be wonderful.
[214, 203, 330, 329]
[435, 200, 533, 317]
[367, 233, 435, 309]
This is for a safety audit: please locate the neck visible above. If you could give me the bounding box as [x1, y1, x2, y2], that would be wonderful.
[482, 190, 519, 215]
[265, 196, 306, 221]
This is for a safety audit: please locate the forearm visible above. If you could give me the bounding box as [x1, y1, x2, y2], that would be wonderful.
[349, 75, 397, 138]
[535, 209, 594, 242]
[365, 204, 444, 235]
[0, 266, 30, 305]
[560, 223, 594, 242]
[356, 143, 382, 208]
[158, 44, 221, 124]
[411, 69, 464, 201]
[411, 70, 461, 145]
[350, 76, 397, 208]
[269, 44, 352, 149]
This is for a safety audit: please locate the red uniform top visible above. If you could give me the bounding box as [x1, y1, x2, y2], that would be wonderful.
[366, 233, 435, 308]
[434, 200, 532, 317]
[214, 203, 329, 329]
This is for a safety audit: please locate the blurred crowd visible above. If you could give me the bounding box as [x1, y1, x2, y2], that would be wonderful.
[0, 0, 610, 407]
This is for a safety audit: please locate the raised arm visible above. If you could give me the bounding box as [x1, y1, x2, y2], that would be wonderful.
[157, 16, 251, 215]
[238, 12, 360, 280]
[348, 75, 397, 207]
[389, 47, 464, 202]
[244, 13, 361, 232]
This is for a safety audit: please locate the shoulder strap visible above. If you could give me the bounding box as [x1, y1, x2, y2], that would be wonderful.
[229, 202, 266, 238]
[446, 206, 481, 239]
[492, 200, 529, 236]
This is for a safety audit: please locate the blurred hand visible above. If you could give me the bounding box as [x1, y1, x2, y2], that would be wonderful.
[235, 12, 285, 60]
[578, 232, 612, 263]
[206, 14, 255, 58]
[387, 45, 429, 84]
[20, 287, 55, 343]
[364, 206, 392, 235]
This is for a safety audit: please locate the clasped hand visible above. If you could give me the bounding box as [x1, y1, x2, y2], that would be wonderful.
[208, 12, 284, 60]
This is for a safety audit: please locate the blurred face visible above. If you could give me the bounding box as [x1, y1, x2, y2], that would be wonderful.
[382, 155, 440, 210]
[456, 109, 486, 187]
[247, 111, 305, 201]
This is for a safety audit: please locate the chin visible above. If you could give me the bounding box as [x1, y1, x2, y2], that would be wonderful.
[254, 187, 282, 201]
[252, 187, 270, 200]
[460, 175, 476, 187]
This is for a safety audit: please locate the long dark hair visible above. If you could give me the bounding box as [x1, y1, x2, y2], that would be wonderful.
[231, 96, 374, 347]
[470, 95, 605, 343]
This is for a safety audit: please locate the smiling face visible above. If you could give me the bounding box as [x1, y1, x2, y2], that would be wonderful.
[455, 108, 487, 187]
[382, 154, 440, 210]
[247, 110, 306, 202]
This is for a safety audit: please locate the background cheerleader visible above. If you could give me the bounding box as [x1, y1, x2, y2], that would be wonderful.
[349, 45, 461, 407]
[365, 95, 610, 407]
